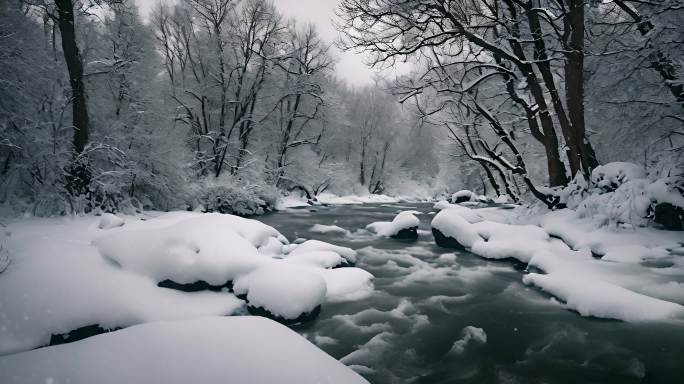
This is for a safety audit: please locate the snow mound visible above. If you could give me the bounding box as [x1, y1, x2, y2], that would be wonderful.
[289, 239, 357, 263]
[97, 213, 124, 229]
[591, 162, 646, 191]
[0, 317, 368, 384]
[309, 224, 349, 235]
[366, 211, 420, 237]
[94, 215, 271, 285]
[234, 264, 327, 320]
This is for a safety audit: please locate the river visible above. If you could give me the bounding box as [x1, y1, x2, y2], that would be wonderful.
[257, 202, 684, 384]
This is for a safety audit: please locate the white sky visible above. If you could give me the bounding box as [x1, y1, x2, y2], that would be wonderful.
[134, 0, 411, 86]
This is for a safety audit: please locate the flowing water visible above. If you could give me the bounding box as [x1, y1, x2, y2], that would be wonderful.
[257, 203, 684, 384]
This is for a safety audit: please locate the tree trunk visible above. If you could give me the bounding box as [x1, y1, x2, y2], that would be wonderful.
[565, 0, 599, 177]
[55, 0, 89, 154]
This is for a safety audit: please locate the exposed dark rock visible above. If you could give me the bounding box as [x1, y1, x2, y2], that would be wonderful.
[157, 279, 233, 292]
[654, 203, 684, 231]
[432, 227, 466, 250]
[453, 194, 472, 204]
[391, 226, 418, 240]
[333, 259, 355, 268]
[246, 304, 321, 325]
[48, 324, 120, 347]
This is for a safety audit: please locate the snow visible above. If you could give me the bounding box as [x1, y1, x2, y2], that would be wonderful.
[309, 223, 349, 235]
[97, 213, 124, 229]
[285, 250, 344, 268]
[522, 273, 683, 322]
[276, 194, 310, 209]
[0, 317, 368, 384]
[494, 195, 509, 204]
[315, 192, 400, 205]
[0, 216, 244, 355]
[0, 212, 373, 355]
[312, 267, 374, 302]
[365, 211, 420, 237]
[591, 162, 646, 190]
[94, 216, 269, 285]
[431, 207, 483, 248]
[431, 203, 684, 322]
[233, 264, 327, 319]
[289, 239, 357, 263]
[448, 326, 487, 355]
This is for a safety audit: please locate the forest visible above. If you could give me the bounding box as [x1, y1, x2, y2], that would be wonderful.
[0, 0, 682, 216]
[1, 0, 683, 383]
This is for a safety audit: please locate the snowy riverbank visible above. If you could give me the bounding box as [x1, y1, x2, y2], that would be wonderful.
[0, 211, 374, 382]
[431, 202, 684, 322]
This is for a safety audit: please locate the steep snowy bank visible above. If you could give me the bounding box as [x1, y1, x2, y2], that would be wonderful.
[0, 317, 368, 384]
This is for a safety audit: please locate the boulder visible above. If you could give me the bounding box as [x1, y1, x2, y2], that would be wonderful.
[391, 226, 418, 240]
[432, 227, 467, 250]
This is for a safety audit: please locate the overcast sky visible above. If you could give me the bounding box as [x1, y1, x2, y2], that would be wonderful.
[134, 0, 409, 86]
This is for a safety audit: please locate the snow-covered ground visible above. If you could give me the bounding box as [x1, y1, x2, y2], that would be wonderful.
[431, 201, 684, 322]
[0, 316, 368, 384]
[0, 211, 374, 356]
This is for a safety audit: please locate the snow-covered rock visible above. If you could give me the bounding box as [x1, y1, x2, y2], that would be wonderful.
[366, 211, 420, 239]
[94, 215, 272, 286]
[289, 239, 357, 264]
[309, 224, 349, 235]
[431, 207, 483, 249]
[233, 264, 327, 321]
[451, 190, 476, 203]
[0, 317, 368, 384]
[97, 213, 124, 229]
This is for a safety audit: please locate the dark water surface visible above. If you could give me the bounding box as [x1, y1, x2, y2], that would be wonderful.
[257, 203, 684, 384]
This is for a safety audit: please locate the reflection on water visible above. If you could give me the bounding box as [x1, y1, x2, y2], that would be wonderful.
[257, 203, 684, 384]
